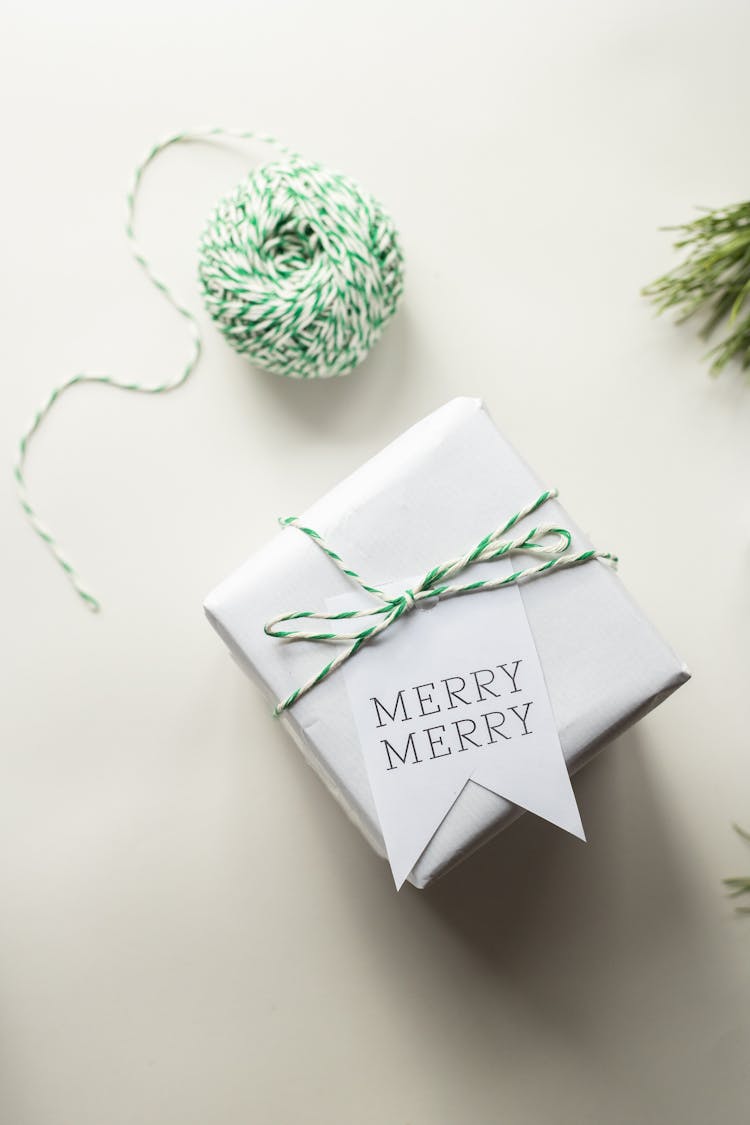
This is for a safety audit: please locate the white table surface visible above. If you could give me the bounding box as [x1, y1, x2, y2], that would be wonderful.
[3, 2, 749, 1122]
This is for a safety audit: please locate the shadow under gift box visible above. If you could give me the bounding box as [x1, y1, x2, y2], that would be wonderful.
[204, 398, 689, 889]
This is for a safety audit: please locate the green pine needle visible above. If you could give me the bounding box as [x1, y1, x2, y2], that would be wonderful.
[724, 824, 750, 914]
[643, 201, 750, 374]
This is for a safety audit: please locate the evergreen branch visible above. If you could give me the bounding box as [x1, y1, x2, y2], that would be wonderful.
[643, 201, 750, 374]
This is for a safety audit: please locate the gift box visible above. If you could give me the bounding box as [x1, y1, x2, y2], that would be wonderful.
[204, 398, 688, 888]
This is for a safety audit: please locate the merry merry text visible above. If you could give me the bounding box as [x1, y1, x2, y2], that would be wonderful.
[369, 661, 535, 771]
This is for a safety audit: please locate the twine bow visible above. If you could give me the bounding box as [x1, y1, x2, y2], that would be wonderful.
[264, 489, 617, 716]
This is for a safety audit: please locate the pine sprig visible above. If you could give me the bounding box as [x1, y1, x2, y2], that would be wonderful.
[643, 201, 750, 374]
[723, 824, 750, 915]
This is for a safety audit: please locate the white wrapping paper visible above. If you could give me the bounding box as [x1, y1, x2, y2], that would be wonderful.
[204, 398, 689, 888]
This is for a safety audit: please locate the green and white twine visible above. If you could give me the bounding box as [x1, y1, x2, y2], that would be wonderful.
[265, 489, 617, 715]
[15, 127, 404, 612]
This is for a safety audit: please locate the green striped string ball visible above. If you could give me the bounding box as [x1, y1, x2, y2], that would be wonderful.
[199, 158, 404, 378]
[15, 128, 405, 612]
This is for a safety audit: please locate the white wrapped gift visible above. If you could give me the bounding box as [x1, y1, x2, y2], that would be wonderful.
[204, 398, 688, 888]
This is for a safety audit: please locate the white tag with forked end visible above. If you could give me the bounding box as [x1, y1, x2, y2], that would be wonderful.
[330, 561, 584, 889]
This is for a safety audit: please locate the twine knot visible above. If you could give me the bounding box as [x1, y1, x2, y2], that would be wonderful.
[395, 587, 418, 615]
[264, 490, 617, 716]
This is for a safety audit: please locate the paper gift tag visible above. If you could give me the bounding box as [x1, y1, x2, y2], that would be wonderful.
[329, 561, 585, 889]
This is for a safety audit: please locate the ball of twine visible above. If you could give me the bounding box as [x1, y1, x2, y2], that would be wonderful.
[198, 159, 404, 379]
[16, 129, 406, 613]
